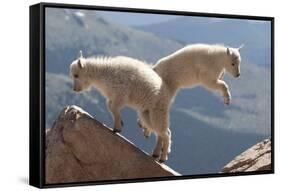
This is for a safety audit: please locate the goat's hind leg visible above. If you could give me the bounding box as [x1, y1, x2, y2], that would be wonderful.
[139, 110, 152, 138]
[151, 109, 171, 162]
[152, 135, 162, 159]
[137, 119, 152, 138]
[159, 129, 171, 162]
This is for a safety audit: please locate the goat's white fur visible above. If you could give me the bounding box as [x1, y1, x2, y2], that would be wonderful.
[70, 54, 175, 162]
[140, 43, 242, 137]
[153, 43, 242, 103]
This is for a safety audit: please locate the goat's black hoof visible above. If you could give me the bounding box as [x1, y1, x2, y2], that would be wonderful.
[159, 159, 165, 163]
[113, 129, 121, 133]
[152, 154, 159, 159]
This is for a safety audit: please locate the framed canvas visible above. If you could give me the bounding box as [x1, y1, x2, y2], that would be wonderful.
[29, 2, 274, 188]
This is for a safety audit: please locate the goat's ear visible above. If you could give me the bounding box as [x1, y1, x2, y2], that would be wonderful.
[226, 47, 231, 55]
[237, 44, 244, 52]
[78, 50, 83, 58]
[78, 59, 84, 68]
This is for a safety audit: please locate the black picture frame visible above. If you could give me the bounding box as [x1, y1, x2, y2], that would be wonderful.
[30, 2, 275, 188]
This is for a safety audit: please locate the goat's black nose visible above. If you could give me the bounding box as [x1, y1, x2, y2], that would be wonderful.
[236, 73, 240, 77]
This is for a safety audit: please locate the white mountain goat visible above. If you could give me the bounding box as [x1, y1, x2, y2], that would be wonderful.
[139, 44, 243, 137]
[70, 51, 174, 162]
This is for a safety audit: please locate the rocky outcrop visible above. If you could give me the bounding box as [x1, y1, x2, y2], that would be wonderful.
[46, 105, 179, 184]
[221, 139, 271, 173]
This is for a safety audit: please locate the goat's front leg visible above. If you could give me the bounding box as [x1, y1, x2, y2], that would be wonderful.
[204, 79, 231, 105]
[107, 100, 123, 133]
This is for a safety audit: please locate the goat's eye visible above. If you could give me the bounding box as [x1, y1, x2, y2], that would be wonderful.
[232, 63, 235, 66]
[74, 74, 79, 78]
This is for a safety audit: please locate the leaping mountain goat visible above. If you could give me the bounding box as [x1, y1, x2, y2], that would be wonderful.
[153, 44, 243, 104]
[70, 51, 174, 162]
[139, 44, 243, 138]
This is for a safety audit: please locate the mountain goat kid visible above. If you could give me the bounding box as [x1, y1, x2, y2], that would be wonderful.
[139, 44, 243, 137]
[154, 43, 243, 105]
[70, 51, 174, 162]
